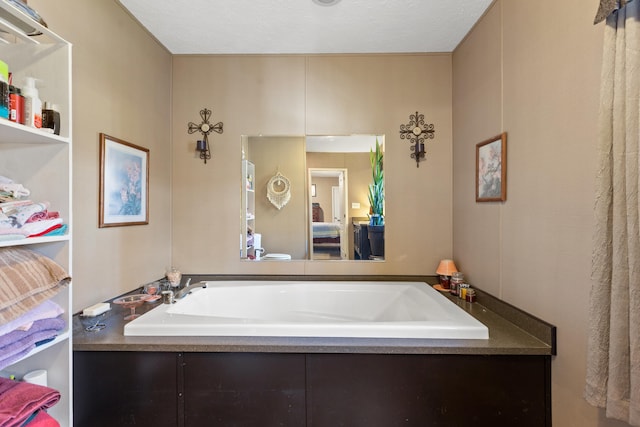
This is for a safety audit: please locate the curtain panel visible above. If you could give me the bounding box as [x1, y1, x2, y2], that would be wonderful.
[586, 1, 640, 425]
[594, 0, 634, 23]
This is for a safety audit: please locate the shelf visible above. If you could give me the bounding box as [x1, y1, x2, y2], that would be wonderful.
[241, 160, 255, 258]
[0, 2, 72, 425]
[10, 330, 70, 367]
[0, 234, 69, 248]
[0, 0, 68, 45]
[0, 119, 70, 144]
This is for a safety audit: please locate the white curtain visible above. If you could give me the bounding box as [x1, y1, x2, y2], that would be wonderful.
[586, 1, 640, 425]
[594, 0, 633, 24]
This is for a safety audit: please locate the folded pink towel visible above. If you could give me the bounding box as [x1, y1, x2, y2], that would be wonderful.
[19, 410, 59, 427]
[25, 211, 59, 224]
[0, 377, 60, 427]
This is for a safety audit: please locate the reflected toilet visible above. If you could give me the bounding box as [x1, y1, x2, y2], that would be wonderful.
[263, 253, 292, 260]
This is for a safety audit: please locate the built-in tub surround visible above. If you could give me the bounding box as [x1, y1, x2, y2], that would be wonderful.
[73, 277, 555, 426]
[124, 281, 489, 339]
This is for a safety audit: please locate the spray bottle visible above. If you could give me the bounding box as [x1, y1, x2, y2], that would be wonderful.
[22, 77, 41, 128]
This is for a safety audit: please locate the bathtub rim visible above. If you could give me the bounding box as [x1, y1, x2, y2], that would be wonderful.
[124, 280, 491, 340]
[72, 275, 556, 356]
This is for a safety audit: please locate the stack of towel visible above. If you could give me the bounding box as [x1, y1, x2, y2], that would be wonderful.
[0, 377, 61, 426]
[0, 248, 69, 369]
[0, 300, 65, 370]
[0, 176, 66, 242]
[0, 248, 70, 426]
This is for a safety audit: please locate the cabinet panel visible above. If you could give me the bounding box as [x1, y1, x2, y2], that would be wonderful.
[73, 351, 551, 427]
[183, 353, 306, 427]
[74, 351, 178, 427]
[353, 222, 370, 260]
[307, 353, 550, 427]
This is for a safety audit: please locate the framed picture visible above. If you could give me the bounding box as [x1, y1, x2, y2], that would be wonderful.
[476, 132, 507, 202]
[99, 133, 149, 227]
[311, 184, 317, 197]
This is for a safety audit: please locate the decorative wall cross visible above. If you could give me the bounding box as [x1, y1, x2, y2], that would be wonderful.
[188, 108, 223, 164]
[399, 111, 435, 167]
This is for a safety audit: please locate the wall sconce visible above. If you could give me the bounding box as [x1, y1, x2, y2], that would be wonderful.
[436, 259, 458, 290]
[399, 111, 435, 168]
[196, 139, 210, 163]
[188, 108, 223, 164]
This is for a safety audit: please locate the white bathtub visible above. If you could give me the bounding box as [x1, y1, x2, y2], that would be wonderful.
[124, 281, 489, 339]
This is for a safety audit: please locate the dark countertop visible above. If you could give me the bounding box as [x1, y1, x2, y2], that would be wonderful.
[73, 275, 556, 356]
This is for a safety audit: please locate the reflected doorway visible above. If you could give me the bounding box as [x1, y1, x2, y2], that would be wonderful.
[309, 168, 348, 260]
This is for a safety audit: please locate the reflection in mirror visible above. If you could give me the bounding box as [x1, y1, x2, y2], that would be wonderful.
[240, 135, 384, 261]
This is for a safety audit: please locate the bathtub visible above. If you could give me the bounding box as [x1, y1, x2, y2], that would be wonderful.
[124, 281, 489, 339]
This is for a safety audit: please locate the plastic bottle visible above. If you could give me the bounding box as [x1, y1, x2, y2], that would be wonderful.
[42, 102, 60, 135]
[0, 61, 9, 120]
[22, 77, 42, 128]
[9, 85, 24, 124]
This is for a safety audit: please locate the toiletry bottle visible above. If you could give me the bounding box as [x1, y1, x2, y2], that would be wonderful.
[9, 85, 24, 124]
[0, 61, 9, 120]
[22, 77, 42, 128]
[0, 78, 8, 120]
[42, 102, 60, 135]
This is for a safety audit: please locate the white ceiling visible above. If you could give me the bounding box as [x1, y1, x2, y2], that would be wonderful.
[117, 0, 494, 55]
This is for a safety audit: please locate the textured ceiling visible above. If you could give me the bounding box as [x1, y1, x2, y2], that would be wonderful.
[117, 0, 494, 55]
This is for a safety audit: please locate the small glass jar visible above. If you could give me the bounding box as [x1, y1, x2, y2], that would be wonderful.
[166, 267, 182, 288]
[439, 275, 450, 289]
[466, 288, 476, 303]
[450, 272, 464, 296]
[459, 284, 469, 300]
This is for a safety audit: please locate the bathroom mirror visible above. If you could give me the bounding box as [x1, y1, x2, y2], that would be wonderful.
[240, 134, 384, 261]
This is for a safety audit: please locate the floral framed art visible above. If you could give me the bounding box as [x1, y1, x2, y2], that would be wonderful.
[476, 132, 507, 202]
[99, 133, 149, 227]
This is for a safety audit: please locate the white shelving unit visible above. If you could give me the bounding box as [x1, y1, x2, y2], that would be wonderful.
[241, 159, 255, 258]
[0, 1, 72, 425]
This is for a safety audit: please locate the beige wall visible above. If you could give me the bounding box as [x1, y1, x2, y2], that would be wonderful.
[171, 54, 453, 276]
[30, 0, 173, 312]
[20, 1, 620, 423]
[452, 1, 618, 426]
[248, 136, 307, 259]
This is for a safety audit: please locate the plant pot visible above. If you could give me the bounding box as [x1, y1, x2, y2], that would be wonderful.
[368, 224, 384, 258]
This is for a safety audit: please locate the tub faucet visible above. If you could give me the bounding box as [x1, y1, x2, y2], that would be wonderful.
[174, 280, 207, 299]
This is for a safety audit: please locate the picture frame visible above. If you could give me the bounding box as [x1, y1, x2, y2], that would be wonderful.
[476, 132, 507, 202]
[99, 133, 149, 227]
[311, 184, 317, 197]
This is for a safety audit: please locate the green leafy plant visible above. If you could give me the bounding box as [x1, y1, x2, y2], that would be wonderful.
[368, 138, 384, 226]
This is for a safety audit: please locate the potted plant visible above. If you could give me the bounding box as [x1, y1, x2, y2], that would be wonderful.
[368, 139, 384, 257]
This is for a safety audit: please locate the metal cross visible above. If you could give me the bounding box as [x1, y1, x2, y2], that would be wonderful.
[188, 108, 223, 163]
[399, 111, 435, 167]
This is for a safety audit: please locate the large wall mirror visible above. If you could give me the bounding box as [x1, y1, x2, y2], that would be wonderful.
[240, 135, 384, 261]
